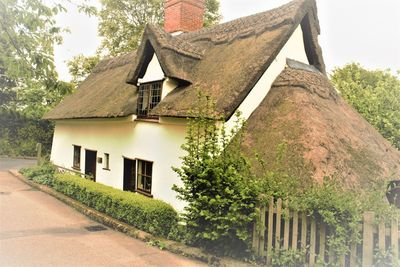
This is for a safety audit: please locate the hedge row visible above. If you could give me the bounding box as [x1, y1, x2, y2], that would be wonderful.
[21, 164, 178, 237]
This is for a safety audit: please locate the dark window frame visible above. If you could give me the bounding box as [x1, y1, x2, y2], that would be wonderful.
[137, 80, 163, 118]
[136, 159, 153, 196]
[72, 145, 81, 170]
[103, 153, 110, 170]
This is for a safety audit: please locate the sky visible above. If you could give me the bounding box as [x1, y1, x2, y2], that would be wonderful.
[54, 0, 400, 82]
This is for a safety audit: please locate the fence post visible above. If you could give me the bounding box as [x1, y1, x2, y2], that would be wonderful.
[283, 200, 290, 250]
[378, 221, 386, 251]
[350, 242, 357, 267]
[301, 213, 307, 249]
[252, 215, 259, 254]
[267, 197, 274, 265]
[319, 224, 326, 262]
[309, 218, 316, 266]
[391, 218, 398, 262]
[362, 212, 375, 267]
[260, 205, 266, 258]
[292, 211, 299, 249]
[275, 198, 282, 250]
[36, 143, 42, 165]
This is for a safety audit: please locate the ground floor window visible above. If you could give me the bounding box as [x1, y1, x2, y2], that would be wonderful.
[137, 159, 153, 195]
[103, 153, 110, 170]
[73, 145, 81, 169]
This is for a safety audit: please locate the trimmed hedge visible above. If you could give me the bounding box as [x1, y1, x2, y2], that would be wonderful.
[21, 164, 178, 237]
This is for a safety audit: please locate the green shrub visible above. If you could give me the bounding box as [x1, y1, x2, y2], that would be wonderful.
[22, 164, 178, 237]
[173, 94, 257, 256]
[21, 161, 56, 186]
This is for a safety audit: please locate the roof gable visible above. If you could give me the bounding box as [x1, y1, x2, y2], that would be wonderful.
[150, 0, 324, 119]
[126, 24, 204, 85]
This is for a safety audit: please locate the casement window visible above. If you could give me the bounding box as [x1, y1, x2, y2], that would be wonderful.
[103, 153, 110, 170]
[137, 81, 162, 117]
[73, 145, 81, 169]
[136, 159, 153, 195]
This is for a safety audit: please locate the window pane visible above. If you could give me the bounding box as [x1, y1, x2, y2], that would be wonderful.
[137, 82, 162, 117]
[73, 145, 81, 168]
[104, 153, 109, 169]
[137, 159, 152, 194]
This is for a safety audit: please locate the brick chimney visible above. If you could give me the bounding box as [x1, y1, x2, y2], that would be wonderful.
[164, 0, 205, 33]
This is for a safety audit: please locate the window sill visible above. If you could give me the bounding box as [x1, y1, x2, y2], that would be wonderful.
[102, 168, 110, 171]
[135, 117, 159, 123]
[136, 189, 153, 198]
[72, 166, 81, 171]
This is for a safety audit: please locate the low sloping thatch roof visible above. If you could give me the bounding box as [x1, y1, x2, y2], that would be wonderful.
[44, 52, 137, 120]
[242, 61, 400, 186]
[45, 0, 324, 120]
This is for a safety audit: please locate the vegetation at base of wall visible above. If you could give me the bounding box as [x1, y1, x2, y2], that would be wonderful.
[21, 162, 178, 237]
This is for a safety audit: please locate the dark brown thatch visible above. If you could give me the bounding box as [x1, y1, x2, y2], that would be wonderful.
[242, 61, 400, 186]
[44, 52, 137, 120]
[45, 0, 324, 120]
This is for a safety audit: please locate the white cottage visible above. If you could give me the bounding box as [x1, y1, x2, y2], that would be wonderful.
[44, 0, 400, 211]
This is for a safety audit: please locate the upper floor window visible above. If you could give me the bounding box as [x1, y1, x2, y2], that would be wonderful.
[137, 81, 162, 118]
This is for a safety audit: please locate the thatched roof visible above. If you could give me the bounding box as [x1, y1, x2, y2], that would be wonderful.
[44, 52, 137, 120]
[45, 0, 324, 120]
[242, 60, 400, 186]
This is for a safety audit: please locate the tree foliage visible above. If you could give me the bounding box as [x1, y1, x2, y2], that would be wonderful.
[331, 63, 400, 150]
[67, 54, 100, 85]
[98, 0, 221, 56]
[0, 0, 76, 114]
[0, 0, 74, 156]
[173, 93, 257, 255]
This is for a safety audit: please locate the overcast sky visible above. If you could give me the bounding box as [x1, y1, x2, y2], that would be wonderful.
[54, 0, 400, 82]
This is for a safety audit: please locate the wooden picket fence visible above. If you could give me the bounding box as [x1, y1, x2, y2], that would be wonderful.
[252, 197, 399, 266]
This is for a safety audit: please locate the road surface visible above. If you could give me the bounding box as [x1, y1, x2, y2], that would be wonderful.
[0, 158, 36, 171]
[0, 170, 206, 267]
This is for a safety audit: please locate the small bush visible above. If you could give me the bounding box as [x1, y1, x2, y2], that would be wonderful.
[20, 161, 56, 186]
[22, 164, 178, 237]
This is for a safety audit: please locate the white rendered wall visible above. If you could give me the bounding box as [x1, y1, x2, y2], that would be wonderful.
[138, 53, 164, 83]
[51, 117, 188, 211]
[225, 25, 309, 130]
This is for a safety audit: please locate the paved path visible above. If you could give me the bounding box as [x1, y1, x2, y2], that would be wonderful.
[0, 158, 36, 171]
[0, 171, 207, 267]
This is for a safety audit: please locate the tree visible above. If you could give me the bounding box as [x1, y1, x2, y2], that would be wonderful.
[98, 0, 221, 56]
[0, 0, 72, 113]
[331, 63, 400, 150]
[172, 93, 257, 255]
[67, 54, 100, 85]
[0, 0, 75, 156]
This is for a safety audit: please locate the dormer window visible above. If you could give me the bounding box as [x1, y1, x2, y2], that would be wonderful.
[137, 81, 163, 117]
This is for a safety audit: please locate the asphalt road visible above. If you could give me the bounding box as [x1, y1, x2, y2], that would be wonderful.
[0, 158, 37, 171]
[0, 170, 206, 267]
